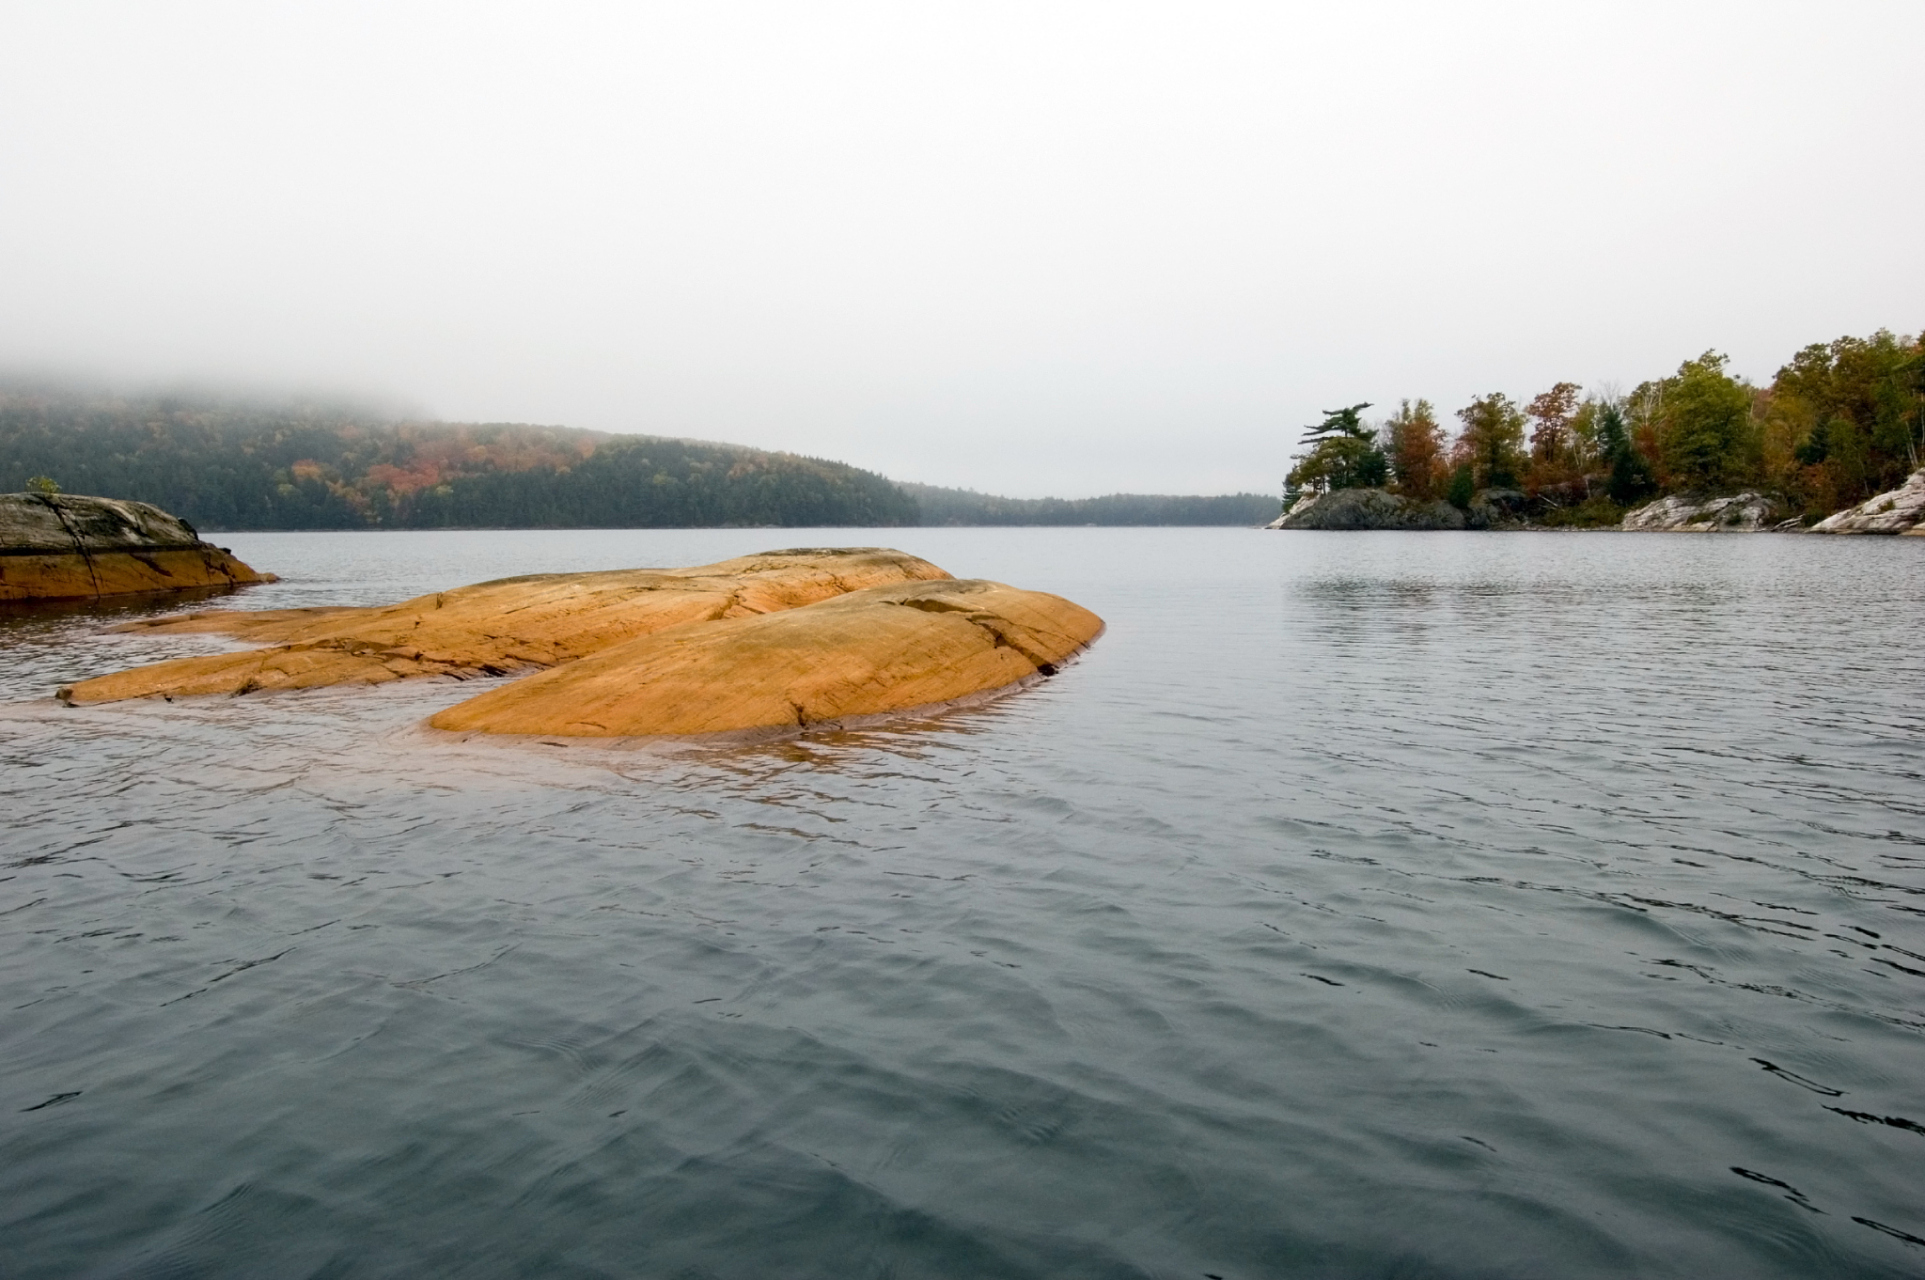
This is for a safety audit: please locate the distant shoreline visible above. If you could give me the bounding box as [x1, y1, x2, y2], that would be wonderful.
[1268, 475, 1925, 536]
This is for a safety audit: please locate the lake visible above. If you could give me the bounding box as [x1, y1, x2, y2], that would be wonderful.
[2, 527, 1922, 1278]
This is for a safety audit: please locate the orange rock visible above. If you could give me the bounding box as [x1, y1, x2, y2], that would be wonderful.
[0, 492, 272, 602]
[427, 577, 1104, 739]
[60, 548, 950, 704]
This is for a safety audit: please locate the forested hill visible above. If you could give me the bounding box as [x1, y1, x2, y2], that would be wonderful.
[903, 483, 1276, 526]
[0, 387, 1276, 529]
[0, 388, 918, 530]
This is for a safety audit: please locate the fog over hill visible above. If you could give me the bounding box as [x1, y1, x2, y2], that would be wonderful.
[0, 385, 1272, 529]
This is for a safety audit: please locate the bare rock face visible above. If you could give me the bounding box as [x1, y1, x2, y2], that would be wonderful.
[60, 548, 950, 703]
[427, 577, 1104, 738]
[0, 492, 273, 601]
[1809, 470, 1925, 535]
[59, 547, 1102, 739]
[1271, 488, 1466, 531]
[1620, 492, 1777, 532]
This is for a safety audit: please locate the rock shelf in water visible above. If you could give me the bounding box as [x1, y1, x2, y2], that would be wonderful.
[0, 492, 273, 601]
[59, 548, 1104, 738]
[428, 577, 1102, 737]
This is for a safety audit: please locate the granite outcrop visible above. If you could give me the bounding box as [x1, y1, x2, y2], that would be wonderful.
[428, 577, 1103, 738]
[58, 548, 1104, 739]
[0, 492, 273, 601]
[1808, 469, 1925, 535]
[1267, 488, 1466, 531]
[61, 548, 949, 702]
[1619, 492, 1777, 532]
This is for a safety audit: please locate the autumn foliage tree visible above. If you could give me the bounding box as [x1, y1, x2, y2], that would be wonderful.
[1524, 381, 1583, 492]
[1764, 330, 1924, 516]
[1383, 399, 1446, 500]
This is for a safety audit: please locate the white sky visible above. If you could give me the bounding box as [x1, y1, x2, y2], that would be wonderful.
[1, 2, 1919, 497]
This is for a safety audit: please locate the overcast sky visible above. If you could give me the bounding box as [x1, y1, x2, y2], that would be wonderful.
[1, 2, 1919, 497]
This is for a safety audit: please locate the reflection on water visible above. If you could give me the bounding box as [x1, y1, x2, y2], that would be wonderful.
[2, 528, 1922, 1278]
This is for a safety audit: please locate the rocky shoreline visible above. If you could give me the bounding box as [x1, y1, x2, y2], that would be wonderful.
[1268, 468, 1925, 535]
[0, 492, 274, 601]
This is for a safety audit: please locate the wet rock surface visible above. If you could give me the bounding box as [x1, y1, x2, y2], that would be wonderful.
[0, 492, 273, 600]
[59, 548, 952, 704]
[428, 577, 1103, 738]
[57, 548, 1103, 738]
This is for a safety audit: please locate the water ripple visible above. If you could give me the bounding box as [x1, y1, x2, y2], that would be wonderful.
[2, 527, 1922, 1278]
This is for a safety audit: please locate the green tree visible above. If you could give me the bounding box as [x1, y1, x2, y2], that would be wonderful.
[1595, 401, 1655, 503]
[26, 475, 59, 495]
[1285, 403, 1387, 494]
[1453, 393, 1526, 490]
[1766, 330, 1923, 513]
[1656, 351, 1758, 490]
[1384, 399, 1445, 500]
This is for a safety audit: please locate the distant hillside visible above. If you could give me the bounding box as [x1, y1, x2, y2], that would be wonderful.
[904, 483, 1277, 526]
[0, 386, 916, 530]
[0, 385, 1276, 529]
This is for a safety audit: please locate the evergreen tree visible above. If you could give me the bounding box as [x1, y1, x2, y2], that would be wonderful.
[1595, 402, 1655, 503]
[1285, 403, 1388, 495]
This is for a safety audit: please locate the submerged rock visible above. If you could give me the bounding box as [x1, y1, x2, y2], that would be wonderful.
[59, 548, 1104, 739]
[0, 492, 272, 601]
[1809, 469, 1925, 535]
[428, 577, 1104, 738]
[1620, 492, 1777, 532]
[1270, 488, 1466, 531]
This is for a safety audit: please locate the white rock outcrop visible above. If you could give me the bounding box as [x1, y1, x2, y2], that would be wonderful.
[1620, 492, 1775, 532]
[1809, 469, 1925, 535]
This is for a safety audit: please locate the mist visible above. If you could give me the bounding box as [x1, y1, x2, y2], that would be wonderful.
[2, 1, 1918, 498]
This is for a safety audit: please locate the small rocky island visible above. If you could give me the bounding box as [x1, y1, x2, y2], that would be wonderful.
[59, 548, 1105, 738]
[1269, 339, 1925, 536]
[1270, 468, 1925, 535]
[0, 491, 274, 601]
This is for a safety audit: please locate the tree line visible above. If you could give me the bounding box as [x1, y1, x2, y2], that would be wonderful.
[0, 385, 1272, 529]
[902, 483, 1277, 526]
[1285, 328, 1924, 523]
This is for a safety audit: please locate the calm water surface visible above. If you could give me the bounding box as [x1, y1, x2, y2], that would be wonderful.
[2, 528, 1922, 1278]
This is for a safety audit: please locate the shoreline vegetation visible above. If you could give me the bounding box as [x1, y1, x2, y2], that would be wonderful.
[0, 383, 1272, 531]
[1278, 328, 1924, 532]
